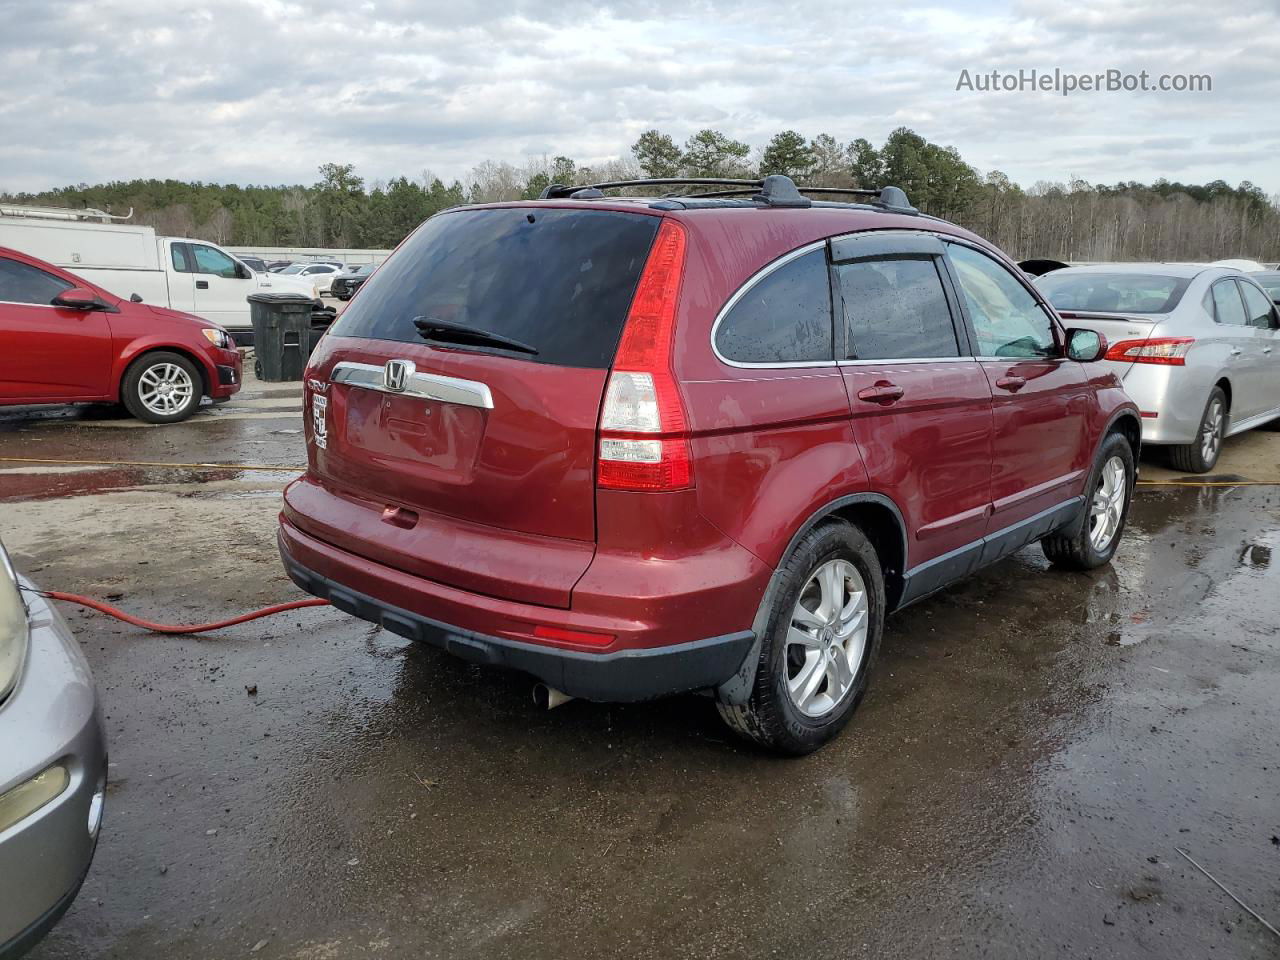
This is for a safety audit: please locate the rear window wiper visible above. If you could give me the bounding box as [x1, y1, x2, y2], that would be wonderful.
[413, 316, 538, 356]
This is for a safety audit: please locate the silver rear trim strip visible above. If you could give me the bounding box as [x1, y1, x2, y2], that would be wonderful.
[331, 361, 494, 410]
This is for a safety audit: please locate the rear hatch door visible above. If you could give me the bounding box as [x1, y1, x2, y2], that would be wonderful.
[298, 206, 661, 605]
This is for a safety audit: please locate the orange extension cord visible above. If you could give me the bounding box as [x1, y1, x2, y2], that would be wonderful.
[34, 590, 329, 635]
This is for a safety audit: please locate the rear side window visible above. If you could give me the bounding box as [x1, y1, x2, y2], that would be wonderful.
[0, 258, 73, 305]
[330, 208, 660, 368]
[836, 258, 958, 360]
[715, 249, 833, 364]
[1240, 282, 1275, 329]
[170, 244, 192, 273]
[1211, 281, 1247, 326]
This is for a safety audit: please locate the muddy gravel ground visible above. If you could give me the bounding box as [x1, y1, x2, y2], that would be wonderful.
[2, 371, 1279, 960]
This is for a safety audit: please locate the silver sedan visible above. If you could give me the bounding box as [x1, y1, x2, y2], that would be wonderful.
[1036, 264, 1280, 472]
[0, 542, 106, 958]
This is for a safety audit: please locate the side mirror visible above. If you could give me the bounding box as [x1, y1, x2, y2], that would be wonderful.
[130, 293, 144, 303]
[1066, 328, 1108, 362]
[52, 287, 105, 311]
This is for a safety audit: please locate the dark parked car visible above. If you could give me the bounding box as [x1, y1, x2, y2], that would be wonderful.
[1253, 270, 1280, 305]
[330, 264, 377, 301]
[266, 261, 294, 273]
[278, 175, 1138, 754]
[238, 256, 268, 273]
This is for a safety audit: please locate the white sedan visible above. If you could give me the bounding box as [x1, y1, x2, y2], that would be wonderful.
[277, 262, 342, 296]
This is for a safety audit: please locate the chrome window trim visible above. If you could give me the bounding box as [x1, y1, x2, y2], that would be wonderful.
[710, 240, 835, 369]
[837, 357, 979, 366]
[331, 360, 494, 410]
[710, 229, 986, 371]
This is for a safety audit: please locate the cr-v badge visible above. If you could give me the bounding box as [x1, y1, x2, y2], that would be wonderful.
[311, 394, 328, 449]
[383, 359, 415, 393]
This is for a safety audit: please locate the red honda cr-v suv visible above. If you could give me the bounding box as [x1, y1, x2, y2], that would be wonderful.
[279, 176, 1139, 754]
[0, 247, 241, 423]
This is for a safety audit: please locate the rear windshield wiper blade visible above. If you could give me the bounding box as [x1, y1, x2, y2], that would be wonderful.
[413, 316, 538, 356]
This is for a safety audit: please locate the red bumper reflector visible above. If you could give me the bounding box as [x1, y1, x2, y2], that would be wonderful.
[1140, 411, 1159, 419]
[532, 625, 615, 647]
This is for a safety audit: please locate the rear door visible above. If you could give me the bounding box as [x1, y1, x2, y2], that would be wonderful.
[831, 232, 993, 575]
[0, 256, 112, 400]
[944, 241, 1093, 534]
[1239, 279, 1280, 419]
[300, 207, 662, 602]
[189, 241, 254, 328]
[1208, 278, 1262, 418]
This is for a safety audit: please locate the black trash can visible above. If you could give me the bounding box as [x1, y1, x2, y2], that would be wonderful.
[247, 293, 314, 381]
[308, 306, 336, 358]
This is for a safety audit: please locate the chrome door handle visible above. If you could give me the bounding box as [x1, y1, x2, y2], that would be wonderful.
[1264, 347, 1274, 354]
[1230, 348, 1243, 355]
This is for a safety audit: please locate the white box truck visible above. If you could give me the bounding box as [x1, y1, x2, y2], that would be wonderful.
[0, 205, 319, 343]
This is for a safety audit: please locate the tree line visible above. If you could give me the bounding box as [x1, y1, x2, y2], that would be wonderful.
[4, 127, 1277, 261]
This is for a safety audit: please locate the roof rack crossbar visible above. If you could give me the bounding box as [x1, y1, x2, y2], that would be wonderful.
[537, 175, 916, 214]
[540, 177, 762, 199]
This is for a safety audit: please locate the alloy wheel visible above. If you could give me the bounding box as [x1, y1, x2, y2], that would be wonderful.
[1200, 398, 1224, 463]
[138, 362, 194, 417]
[1088, 455, 1127, 551]
[785, 559, 869, 718]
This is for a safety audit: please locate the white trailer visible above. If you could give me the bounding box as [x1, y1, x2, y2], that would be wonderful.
[0, 205, 317, 340]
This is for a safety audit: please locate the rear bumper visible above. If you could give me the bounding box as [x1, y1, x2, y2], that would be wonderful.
[278, 522, 755, 702]
[1118, 363, 1214, 445]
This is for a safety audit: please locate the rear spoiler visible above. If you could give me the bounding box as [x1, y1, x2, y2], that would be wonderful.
[1056, 310, 1161, 325]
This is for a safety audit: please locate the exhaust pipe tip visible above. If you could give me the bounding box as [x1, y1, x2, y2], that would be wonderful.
[532, 683, 574, 710]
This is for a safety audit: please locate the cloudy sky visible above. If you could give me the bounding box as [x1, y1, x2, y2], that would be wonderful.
[2, 0, 1277, 195]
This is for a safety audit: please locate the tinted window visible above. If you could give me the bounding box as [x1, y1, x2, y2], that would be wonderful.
[191, 244, 239, 279]
[835, 258, 957, 360]
[1240, 282, 1275, 329]
[331, 209, 660, 368]
[0, 257, 72, 305]
[1211, 281, 1247, 326]
[1036, 272, 1190, 313]
[716, 249, 833, 363]
[950, 244, 1055, 358]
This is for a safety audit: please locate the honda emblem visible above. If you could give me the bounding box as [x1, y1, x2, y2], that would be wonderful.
[383, 359, 415, 393]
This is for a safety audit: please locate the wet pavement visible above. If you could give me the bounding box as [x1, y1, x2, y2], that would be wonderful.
[2, 374, 1279, 959]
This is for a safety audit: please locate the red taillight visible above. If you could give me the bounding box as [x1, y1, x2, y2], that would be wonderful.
[1103, 337, 1194, 365]
[597, 220, 693, 492]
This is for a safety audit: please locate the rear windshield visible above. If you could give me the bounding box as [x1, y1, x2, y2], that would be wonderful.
[329, 208, 660, 368]
[1035, 272, 1190, 313]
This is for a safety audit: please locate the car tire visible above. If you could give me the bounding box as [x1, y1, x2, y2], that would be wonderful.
[121, 351, 203, 424]
[1042, 431, 1135, 570]
[1168, 387, 1227, 473]
[717, 521, 885, 756]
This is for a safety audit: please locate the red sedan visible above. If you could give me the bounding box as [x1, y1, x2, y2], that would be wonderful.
[0, 246, 241, 422]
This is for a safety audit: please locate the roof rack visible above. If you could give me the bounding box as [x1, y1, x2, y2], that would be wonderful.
[537, 175, 917, 215]
[0, 202, 134, 223]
